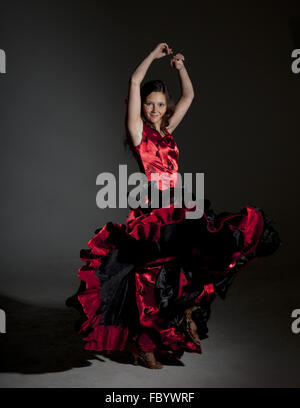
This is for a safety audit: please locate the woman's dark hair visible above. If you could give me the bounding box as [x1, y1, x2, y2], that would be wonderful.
[124, 79, 175, 149]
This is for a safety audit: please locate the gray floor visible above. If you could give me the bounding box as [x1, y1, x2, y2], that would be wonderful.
[0, 254, 299, 388]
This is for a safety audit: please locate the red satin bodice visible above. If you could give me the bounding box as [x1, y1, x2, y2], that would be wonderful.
[131, 122, 179, 190]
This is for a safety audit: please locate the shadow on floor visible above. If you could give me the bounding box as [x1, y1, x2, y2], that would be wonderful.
[0, 293, 184, 374]
[0, 293, 136, 374]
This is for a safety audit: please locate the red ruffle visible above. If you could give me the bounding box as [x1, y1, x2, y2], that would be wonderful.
[125, 204, 188, 241]
[80, 315, 129, 351]
[76, 204, 265, 352]
[77, 222, 122, 350]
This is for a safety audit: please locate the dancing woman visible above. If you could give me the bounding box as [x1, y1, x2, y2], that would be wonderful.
[66, 43, 281, 369]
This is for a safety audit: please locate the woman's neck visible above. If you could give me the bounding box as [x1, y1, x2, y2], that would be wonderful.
[145, 120, 165, 137]
[153, 123, 165, 136]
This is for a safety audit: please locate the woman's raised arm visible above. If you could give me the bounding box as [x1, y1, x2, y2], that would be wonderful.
[167, 53, 194, 134]
[126, 43, 172, 147]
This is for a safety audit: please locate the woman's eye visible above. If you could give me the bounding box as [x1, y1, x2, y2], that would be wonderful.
[145, 102, 164, 107]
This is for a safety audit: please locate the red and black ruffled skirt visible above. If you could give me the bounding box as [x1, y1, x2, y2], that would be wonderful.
[66, 183, 281, 357]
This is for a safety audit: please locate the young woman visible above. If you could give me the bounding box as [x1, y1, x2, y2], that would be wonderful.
[66, 43, 281, 369]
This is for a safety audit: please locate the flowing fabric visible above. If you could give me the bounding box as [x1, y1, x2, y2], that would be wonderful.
[66, 121, 281, 358]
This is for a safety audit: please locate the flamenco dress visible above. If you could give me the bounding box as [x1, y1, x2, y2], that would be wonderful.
[66, 121, 281, 359]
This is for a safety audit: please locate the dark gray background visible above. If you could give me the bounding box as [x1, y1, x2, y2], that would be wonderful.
[0, 0, 299, 387]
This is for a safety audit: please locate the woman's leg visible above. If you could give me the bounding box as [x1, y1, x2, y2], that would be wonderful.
[135, 330, 156, 352]
[130, 330, 163, 369]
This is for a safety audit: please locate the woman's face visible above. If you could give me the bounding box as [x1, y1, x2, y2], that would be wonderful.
[143, 91, 167, 126]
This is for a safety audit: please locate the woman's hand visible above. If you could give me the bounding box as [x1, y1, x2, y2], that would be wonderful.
[170, 53, 185, 70]
[151, 42, 173, 60]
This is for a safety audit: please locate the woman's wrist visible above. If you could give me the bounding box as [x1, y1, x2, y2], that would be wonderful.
[149, 50, 157, 61]
[177, 65, 186, 73]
